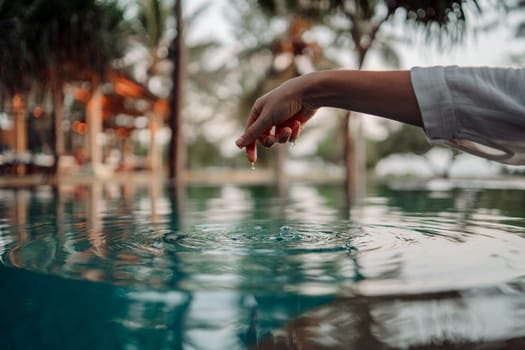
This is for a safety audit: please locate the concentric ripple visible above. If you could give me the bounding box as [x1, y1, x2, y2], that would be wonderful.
[1, 184, 525, 298]
[2, 210, 525, 298]
[163, 221, 357, 255]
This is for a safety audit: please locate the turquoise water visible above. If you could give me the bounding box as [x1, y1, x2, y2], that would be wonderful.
[1, 180, 525, 349]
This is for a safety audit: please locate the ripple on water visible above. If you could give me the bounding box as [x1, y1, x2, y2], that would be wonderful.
[2, 213, 525, 297]
[162, 221, 358, 256]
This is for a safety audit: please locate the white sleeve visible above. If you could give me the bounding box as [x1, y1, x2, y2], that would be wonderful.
[410, 66, 525, 165]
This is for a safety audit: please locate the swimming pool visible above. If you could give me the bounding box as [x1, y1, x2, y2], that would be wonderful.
[1, 180, 525, 349]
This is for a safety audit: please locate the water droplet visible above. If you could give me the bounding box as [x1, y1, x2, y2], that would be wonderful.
[280, 225, 291, 233]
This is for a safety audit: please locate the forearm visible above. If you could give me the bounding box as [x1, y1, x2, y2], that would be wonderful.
[235, 68, 423, 152]
[301, 70, 423, 127]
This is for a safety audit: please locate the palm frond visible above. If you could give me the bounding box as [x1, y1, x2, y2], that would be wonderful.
[137, 0, 169, 49]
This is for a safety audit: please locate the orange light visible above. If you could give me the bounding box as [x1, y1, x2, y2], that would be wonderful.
[114, 77, 144, 98]
[73, 121, 87, 135]
[116, 127, 128, 139]
[74, 88, 91, 103]
[154, 99, 168, 118]
[33, 106, 43, 118]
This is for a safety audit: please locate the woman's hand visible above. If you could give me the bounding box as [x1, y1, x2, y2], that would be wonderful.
[235, 69, 422, 165]
[235, 76, 317, 164]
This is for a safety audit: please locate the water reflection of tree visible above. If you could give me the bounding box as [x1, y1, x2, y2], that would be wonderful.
[254, 289, 513, 349]
[378, 185, 525, 225]
[477, 189, 525, 226]
[1, 182, 190, 289]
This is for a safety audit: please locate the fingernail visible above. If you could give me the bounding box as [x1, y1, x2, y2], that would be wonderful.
[262, 135, 275, 147]
[235, 136, 245, 147]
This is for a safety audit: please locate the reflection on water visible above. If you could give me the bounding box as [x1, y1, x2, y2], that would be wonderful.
[1, 181, 525, 349]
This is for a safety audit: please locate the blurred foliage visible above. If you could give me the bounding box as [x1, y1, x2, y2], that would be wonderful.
[136, 0, 169, 49]
[257, 0, 482, 22]
[0, 0, 128, 97]
[375, 124, 432, 159]
[256, 0, 486, 48]
[317, 127, 344, 164]
[320, 123, 432, 170]
[377, 185, 525, 220]
[125, 0, 173, 84]
[366, 124, 432, 169]
[369, 124, 462, 178]
[0, 15, 21, 99]
[186, 134, 220, 168]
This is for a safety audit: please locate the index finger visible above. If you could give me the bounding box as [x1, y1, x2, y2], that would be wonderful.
[236, 110, 273, 148]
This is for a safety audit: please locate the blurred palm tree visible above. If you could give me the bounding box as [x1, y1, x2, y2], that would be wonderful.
[0, 15, 21, 100]
[126, 0, 172, 93]
[0, 0, 128, 172]
[124, 0, 235, 175]
[168, 0, 184, 180]
[122, 0, 176, 175]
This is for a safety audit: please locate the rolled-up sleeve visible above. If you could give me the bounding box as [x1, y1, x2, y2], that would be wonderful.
[410, 66, 525, 165]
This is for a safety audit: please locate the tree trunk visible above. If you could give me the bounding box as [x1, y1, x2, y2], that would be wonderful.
[53, 85, 65, 174]
[168, 0, 185, 182]
[342, 111, 355, 199]
[12, 93, 27, 175]
[87, 86, 103, 168]
[343, 48, 367, 205]
[148, 110, 162, 173]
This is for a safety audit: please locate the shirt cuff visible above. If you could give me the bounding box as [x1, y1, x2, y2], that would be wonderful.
[410, 66, 456, 142]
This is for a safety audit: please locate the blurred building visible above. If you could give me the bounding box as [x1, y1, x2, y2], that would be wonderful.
[0, 71, 169, 178]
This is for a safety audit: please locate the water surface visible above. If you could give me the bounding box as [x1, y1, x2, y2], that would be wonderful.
[1, 180, 525, 349]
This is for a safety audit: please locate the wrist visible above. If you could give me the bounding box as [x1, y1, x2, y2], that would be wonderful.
[300, 70, 348, 109]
